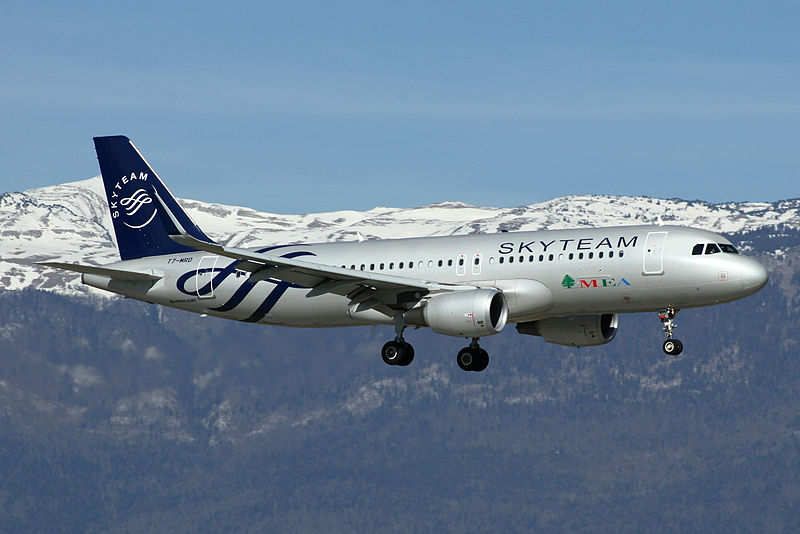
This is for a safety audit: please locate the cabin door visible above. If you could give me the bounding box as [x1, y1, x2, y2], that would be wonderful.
[643, 232, 667, 275]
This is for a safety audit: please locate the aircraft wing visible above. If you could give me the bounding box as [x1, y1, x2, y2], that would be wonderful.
[170, 233, 475, 316]
[149, 188, 476, 316]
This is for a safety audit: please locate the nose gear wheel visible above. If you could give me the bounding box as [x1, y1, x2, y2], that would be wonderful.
[658, 308, 683, 356]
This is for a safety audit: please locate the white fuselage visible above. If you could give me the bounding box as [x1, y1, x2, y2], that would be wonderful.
[84, 224, 768, 330]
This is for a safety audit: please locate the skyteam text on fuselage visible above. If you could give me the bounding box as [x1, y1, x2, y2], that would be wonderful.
[41, 136, 769, 372]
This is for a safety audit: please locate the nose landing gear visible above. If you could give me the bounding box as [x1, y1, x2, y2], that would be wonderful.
[659, 308, 683, 356]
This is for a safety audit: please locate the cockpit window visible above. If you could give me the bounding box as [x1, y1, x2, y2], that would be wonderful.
[694, 243, 738, 256]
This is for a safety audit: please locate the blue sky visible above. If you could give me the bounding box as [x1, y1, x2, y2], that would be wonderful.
[2, 1, 799, 213]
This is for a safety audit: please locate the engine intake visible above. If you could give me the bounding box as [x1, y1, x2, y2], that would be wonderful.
[516, 314, 618, 347]
[405, 289, 508, 338]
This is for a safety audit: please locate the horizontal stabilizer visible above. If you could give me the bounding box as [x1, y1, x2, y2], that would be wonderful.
[38, 262, 163, 282]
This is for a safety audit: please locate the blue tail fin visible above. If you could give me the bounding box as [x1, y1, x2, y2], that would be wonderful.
[94, 136, 214, 260]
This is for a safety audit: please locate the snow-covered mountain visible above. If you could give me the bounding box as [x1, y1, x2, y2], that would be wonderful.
[1, 176, 797, 297]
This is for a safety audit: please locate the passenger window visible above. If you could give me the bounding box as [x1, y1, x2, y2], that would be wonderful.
[448, 259, 453, 267]
[619, 251, 624, 258]
[509, 256, 514, 264]
[458, 258, 464, 266]
[705, 244, 721, 255]
[438, 260, 443, 267]
[474, 257, 480, 266]
[692, 244, 704, 255]
[370, 264, 375, 270]
[399, 262, 404, 269]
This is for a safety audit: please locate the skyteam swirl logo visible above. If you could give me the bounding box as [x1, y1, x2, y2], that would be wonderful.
[120, 188, 157, 229]
[176, 247, 315, 323]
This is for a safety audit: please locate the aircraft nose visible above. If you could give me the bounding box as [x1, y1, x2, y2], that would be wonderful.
[741, 259, 769, 293]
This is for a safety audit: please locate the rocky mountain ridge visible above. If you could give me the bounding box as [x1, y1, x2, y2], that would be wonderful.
[1, 176, 796, 296]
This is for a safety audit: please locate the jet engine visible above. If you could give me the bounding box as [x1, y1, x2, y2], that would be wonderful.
[405, 289, 508, 338]
[516, 314, 618, 347]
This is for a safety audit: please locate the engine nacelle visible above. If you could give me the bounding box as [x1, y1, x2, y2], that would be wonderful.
[405, 289, 509, 338]
[516, 314, 618, 347]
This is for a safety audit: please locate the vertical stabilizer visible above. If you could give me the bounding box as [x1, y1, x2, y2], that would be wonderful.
[93, 136, 214, 260]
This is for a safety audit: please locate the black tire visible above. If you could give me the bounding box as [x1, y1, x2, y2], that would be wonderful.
[396, 342, 415, 366]
[473, 348, 489, 372]
[382, 341, 402, 365]
[457, 348, 474, 371]
[662, 339, 684, 356]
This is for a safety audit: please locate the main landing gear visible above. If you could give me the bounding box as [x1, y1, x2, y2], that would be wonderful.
[456, 338, 489, 372]
[659, 308, 683, 356]
[381, 315, 414, 366]
[379, 316, 490, 371]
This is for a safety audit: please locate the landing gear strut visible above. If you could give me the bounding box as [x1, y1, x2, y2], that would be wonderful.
[658, 308, 683, 356]
[381, 314, 414, 366]
[456, 338, 489, 372]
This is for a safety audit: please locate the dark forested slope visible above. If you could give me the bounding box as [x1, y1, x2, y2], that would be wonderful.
[0, 247, 798, 533]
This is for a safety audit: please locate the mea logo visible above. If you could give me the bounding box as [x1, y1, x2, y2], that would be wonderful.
[562, 274, 630, 289]
[108, 172, 157, 229]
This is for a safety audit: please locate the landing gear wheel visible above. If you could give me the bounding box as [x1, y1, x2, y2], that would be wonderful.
[396, 342, 414, 366]
[381, 341, 400, 365]
[457, 348, 475, 371]
[456, 347, 489, 372]
[662, 339, 683, 356]
[474, 348, 489, 372]
[382, 340, 414, 366]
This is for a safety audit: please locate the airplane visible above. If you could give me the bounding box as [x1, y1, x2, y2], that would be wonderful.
[41, 136, 769, 372]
